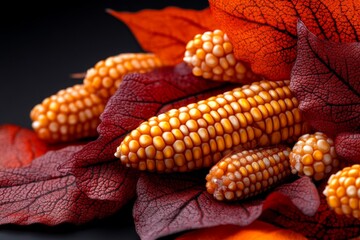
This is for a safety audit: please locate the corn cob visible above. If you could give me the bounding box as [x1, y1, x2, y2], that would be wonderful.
[115, 80, 310, 172]
[206, 146, 292, 201]
[290, 132, 339, 181]
[83, 53, 163, 99]
[323, 164, 360, 219]
[31, 53, 163, 143]
[183, 29, 260, 83]
[30, 84, 105, 143]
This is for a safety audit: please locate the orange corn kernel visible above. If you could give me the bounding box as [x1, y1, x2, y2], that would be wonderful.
[290, 132, 339, 181]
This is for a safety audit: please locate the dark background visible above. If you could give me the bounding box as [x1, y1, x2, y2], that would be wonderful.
[0, 0, 208, 239]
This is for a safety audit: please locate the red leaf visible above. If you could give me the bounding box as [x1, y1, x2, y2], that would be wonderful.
[209, 0, 360, 80]
[0, 146, 123, 225]
[261, 192, 360, 239]
[290, 21, 360, 136]
[0, 124, 48, 168]
[133, 172, 319, 240]
[65, 63, 235, 201]
[335, 132, 360, 164]
[108, 7, 218, 65]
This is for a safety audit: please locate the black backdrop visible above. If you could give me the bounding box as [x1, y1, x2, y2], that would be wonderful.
[0, 0, 208, 239]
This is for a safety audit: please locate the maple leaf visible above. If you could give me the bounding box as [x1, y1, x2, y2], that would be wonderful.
[290, 21, 360, 136]
[261, 193, 360, 239]
[0, 124, 48, 168]
[176, 220, 306, 240]
[133, 172, 319, 240]
[108, 7, 218, 65]
[209, 0, 360, 80]
[0, 146, 123, 225]
[335, 132, 360, 164]
[65, 63, 235, 201]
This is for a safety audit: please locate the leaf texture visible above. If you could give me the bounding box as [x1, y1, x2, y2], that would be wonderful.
[261, 193, 360, 239]
[134, 172, 319, 240]
[290, 21, 360, 136]
[209, 0, 360, 80]
[0, 146, 123, 225]
[108, 7, 218, 65]
[335, 132, 360, 164]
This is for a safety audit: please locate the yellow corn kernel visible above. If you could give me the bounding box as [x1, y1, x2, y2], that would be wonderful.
[30, 84, 105, 143]
[290, 132, 339, 181]
[324, 165, 360, 219]
[206, 146, 292, 201]
[84, 53, 163, 99]
[183, 29, 260, 83]
[115, 80, 310, 172]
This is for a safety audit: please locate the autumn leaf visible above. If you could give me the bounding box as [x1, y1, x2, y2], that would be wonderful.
[133, 172, 319, 240]
[108, 7, 218, 65]
[0, 124, 48, 168]
[176, 220, 306, 240]
[209, 0, 360, 80]
[0, 146, 123, 225]
[65, 63, 235, 201]
[290, 21, 360, 136]
[261, 193, 360, 239]
[335, 132, 360, 164]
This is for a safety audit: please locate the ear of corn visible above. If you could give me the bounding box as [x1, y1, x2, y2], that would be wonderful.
[183, 29, 260, 83]
[290, 132, 339, 181]
[30, 84, 105, 143]
[31, 53, 163, 143]
[206, 146, 292, 201]
[323, 164, 360, 219]
[115, 80, 310, 172]
[84, 53, 163, 99]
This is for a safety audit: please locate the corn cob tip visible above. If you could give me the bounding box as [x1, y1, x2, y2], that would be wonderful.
[289, 132, 339, 181]
[30, 84, 105, 143]
[183, 29, 260, 83]
[206, 146, 292, 201]
[323, 164, 360, 219]
[83, 53, 163, 99]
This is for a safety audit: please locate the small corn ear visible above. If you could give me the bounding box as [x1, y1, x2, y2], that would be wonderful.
[323, 164, 360, 219]
[31, 53, 163, 143]
[84, 53, 163, 99]
[206, 146, 292, 201]
[183, 29, 260, 83]
[290, 132, 339, 181]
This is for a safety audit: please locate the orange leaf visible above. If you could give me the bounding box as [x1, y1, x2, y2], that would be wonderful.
[108, 7, 218, 65]
[209, 0, 360, 80]
[176, 220, 307, 240]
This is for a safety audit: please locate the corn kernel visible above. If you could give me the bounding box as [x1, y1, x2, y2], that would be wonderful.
[183, 30, 260, 83]
[115, 80, 310, 172]
[290, 132, 339, 181]
[324, 165, 360, 219]
[206, 146, 291, 201]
